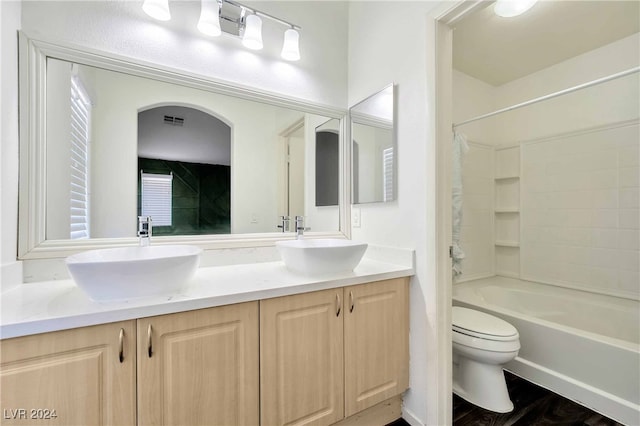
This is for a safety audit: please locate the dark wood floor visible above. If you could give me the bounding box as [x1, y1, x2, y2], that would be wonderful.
[385, 419, 411, 426]
[453, 372, 624, 426]
[385, 372, 623, 426]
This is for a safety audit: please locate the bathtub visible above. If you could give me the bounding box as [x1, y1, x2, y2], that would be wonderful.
[453, 276, 640, 425]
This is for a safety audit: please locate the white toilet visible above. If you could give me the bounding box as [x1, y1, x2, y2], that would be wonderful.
[452, 306, 521, 413]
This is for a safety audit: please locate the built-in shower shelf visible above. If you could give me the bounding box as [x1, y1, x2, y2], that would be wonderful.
[495, 240, 520, 248]
[495, 146, 521, 279]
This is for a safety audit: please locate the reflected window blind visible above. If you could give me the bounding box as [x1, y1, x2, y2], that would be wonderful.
[383, 147, 394, 202]
[141, 172, 173, 226]
[70, 77, 91, 239]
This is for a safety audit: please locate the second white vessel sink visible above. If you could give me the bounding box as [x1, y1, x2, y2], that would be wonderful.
[276, 238, 368, 276]
[66, 245, 202, 301]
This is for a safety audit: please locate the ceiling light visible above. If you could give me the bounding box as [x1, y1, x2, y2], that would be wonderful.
[142, 0, 171, 21]
[242, 14, 263, 50]
[198, 0, 222, 36]
[281, 28, 300, 61]
[494, 0, 539, 17]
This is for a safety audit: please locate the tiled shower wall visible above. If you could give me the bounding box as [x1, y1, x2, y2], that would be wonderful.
[521, 121, 640, 299]
[457, 142, 495, 282]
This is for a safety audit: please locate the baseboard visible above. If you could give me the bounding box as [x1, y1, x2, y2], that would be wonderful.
[508, 357, 640, 425]
[1, 261, 22, 292]
[401, 405, 423, 426]
[331, 395, 403, 426]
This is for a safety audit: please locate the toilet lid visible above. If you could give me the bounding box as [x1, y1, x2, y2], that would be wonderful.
[452, 307, 518, 341]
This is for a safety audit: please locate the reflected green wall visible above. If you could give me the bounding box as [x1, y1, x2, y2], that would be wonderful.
[138, 157, 230, 235]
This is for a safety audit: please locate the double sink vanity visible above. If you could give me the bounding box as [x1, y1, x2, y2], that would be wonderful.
[1, 241, 413, 426]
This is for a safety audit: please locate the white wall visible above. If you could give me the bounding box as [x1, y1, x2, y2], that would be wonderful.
[452, 70, 496, 143]
[1, 0, 22, 290]
[20, 1, 348, 107]
[453, 33, 640, 145]
[494, 33, 640, 144]
[348, 2, 448, 425]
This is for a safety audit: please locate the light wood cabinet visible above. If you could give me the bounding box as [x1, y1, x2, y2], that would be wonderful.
[1, 303, 259, 426]
[260, 278, 409, 426]
[344, 278, 409, 417]
[137, 302, 259, 426]
[1, 279, 409, 426]
[260, 288, 344, 426]
[0, 321, 136, 426]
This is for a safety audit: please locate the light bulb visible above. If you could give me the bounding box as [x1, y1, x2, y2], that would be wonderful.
[142, 0, 171, 21]
[242, 14, 263, 50]
[197, 0, 221, 36]
[281, 28, 300, 61]
[494, 0, 539, 17]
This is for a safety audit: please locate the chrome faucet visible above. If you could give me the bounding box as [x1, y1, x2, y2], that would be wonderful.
[294, 216, 310, 239]
[138, 216, 152, 246]
[277, 215, 290, 232]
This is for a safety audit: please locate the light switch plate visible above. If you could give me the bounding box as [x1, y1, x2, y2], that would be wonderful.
[352, 208, 361, 228]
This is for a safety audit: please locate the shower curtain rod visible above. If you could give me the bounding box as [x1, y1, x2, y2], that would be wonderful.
[452, 66, 640, 129]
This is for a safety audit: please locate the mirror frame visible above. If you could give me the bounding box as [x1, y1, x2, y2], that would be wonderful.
[18, 31, 350, 260]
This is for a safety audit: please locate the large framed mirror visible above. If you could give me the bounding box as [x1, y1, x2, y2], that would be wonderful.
[350, 84, 396, 204]
[18, 32, 348, 259]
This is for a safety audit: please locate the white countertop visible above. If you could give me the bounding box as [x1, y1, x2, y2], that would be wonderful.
[1, 248, 414, 339]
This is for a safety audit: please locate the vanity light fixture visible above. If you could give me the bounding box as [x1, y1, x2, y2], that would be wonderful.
[242, 14, 263, 50]
[494, 0, 539, 17]
[221, 0, 301, 60]
[198, 0, 222, 37]
[281, 27, 300, 61]
[142, 0, 171, 21]
[142, 0, 302, 60]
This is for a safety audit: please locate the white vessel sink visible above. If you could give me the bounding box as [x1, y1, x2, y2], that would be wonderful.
[276, 239, 368, 276]
[66, 245, 202, 301]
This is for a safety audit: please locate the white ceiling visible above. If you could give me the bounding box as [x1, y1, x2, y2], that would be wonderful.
[453, 0, 640, 86]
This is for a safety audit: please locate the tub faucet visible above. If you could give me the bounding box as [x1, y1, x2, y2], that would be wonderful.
[294, 216, 310, 239]
[138, 216, 152, 246]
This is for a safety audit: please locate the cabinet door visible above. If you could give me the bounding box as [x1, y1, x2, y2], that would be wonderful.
[0, 321, 136, 426]
[137, 302, 259, 426]
[344, 278, 409, 417]
[261, 289, 344, 426]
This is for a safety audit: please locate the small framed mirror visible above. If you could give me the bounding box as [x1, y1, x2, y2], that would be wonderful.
[350, 84, 396, 204]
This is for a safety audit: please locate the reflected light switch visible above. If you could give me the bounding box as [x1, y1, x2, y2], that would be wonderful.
[352, 208, 361, 228]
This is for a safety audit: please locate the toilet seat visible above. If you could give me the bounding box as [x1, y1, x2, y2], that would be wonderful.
[453, 306, 518, 342]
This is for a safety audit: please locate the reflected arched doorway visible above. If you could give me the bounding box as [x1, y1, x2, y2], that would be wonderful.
[137, 105, 231, 235]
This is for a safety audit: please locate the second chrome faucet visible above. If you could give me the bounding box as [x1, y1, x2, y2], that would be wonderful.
[294, 216, 310, 239]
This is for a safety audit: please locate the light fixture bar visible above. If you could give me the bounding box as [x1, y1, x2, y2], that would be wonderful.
[223, 0, 302, 30]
